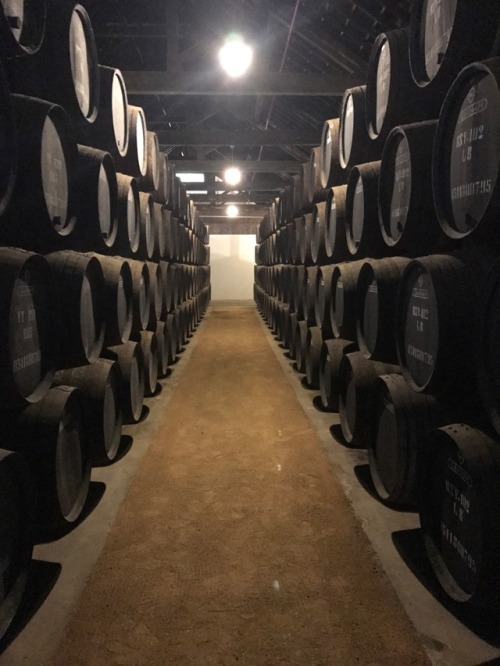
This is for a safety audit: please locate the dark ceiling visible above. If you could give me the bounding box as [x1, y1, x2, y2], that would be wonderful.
[79, 0, 411, 210]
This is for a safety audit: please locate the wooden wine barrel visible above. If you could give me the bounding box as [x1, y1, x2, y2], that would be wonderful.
[6, 2, 99, 127]
[106, 341, 145, 424]
[432, 58, 500, 242]
[0, 0, 45, 58]
[293, 265, 306, 320]
[477, 257, 500, 436]
[15, 385, 91, 529]
[325, 185, 350, 262]
[320, 119, 346, 189]
[0, 448, 34, 642]
[395, 254, 476, 393]
[339, 85, 380, 170]
[315, 265, 336, 336]
[409, 1, 500, 92]
[75, 145, 118, 252]
[136, 330, 158, 397]
[153, 203, 166, 261]
[152, 154, 169, 204]
[115, 173, 140, 256]
[79, 65, 129, 158]
[174, 307, 186, 350]
[137, 131, 160, 193]
[299, 213, 314, 266]
[305, 325, 323, 389]
[330, 259, 366, 340]
[45, 251, 105, 367]
[419, 423, 500, 607]
[295, 320, 309, 374]
[117, 105, 148, 178]
[368, 373, 449, 506]
[379, 120, 445, 255]
[288, 311, 298, 360]
[304, 266, 319, 326]
[164, 313, 177, 365]
[356, 257, 411, 363]
[338, 352, 401, 447]
[0, 248, 58, 407]
[365, 28, 437, 146]
[53, 359, 123, 466]
[85, 254, 133, 346]
[127, 258, 151, 334]
[0, 64, 17, 218]
[345, 161, 387, 258]
[136, 192, 155, 261]
[311, 202, 329, 265]
[145, 261, 162, 329]
[308, 146, 325, 204]
[0, 95, 78, 251]
[155, 320, 169, 378]
[319, 338, 357, 412]
[158, 260, 172, 318]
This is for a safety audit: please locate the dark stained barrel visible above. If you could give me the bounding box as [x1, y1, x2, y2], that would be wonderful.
[0, 64, 17, 217]
[75, 145, 118, 252]
[6, 2, 99, 127]
[295, 320, 308, 374]
[145, 261, 163, 329]
[368, 373, 450, 506]
[153, 203, 166, 261]
[432, 58, 500, 242]
[0, 448, 34, 642]
[0, 248, 58, 407]
[308, 146, 325, 204]
[409, 1, 500, 93]
[45, 251, 105, 368]
[115, 173, 140, 256]
[155, 320, 169, 378]
[86, 254, 133, 346]
[136, 330, 158, 397]
[293, 265, 306, 320]
[356, 257, 411, 363]
[152, 154, 170, 204]
[379, 121, 445, 255]
[80, 65, 129, 158]
[320, 119, 346, 189]
[477, 257, 500, 436]
[395, 254, 476, 393]
[0, 95, 78, 251]
[137, 192, 155, 261]
[165, 313, 178, 365]
[325, 185, 350, 262]
[419, 423, 500, 606]
[338, 351, 401, 447]
[159, 260, 174, 316]
[331, 259, 366, 340]
[117, 105, 148, 178]
[15, 385, 92, 530]
[304, 266, 319, 325]
[315, 265, 336, 336]
[299, 213, 314, 266]
[339, 85, 379, 170]
[53, 359, 122, 466]
[345, 161, 387, 258]
[288, 311, 298, 360]
[365, 28, 438, 147]
[127, 258, 151, 334]
[137, 131, 160, 193]
[319, 338, 357, 412]
[106, 340, 145, 424]
[305, 325, 323, 389]
[310, 202, 329, 265]
[0, 0, 46, 57]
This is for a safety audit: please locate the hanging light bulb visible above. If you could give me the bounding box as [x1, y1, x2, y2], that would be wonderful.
[226, 204, 239, 218]
[218, 34, 253, 78]
[224, 167, 242, 186]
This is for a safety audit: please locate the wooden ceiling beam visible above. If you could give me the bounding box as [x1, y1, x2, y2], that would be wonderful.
[156, 128, 320, 146]
[172, 160, 302, 173]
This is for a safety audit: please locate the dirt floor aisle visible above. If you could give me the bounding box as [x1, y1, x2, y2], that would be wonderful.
[54, 304, 429, 665]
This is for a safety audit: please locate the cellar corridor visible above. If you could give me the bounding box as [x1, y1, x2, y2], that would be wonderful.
[2, 304, 500, 666]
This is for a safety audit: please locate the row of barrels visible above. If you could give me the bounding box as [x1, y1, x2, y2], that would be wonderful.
[255, 260, 500, 614]
[258, 52, 500, 267]
[0, 244, 211, 642]
[0, 1, 204, 256]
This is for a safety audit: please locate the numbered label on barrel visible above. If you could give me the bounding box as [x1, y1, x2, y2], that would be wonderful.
[9, 278, 43, 397]
[363, 279, 379, 354]
[41, 117, 69, 229]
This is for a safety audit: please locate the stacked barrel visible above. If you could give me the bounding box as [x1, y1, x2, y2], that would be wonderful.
[0, 0, 210, 640]
[256, 0, 500, 614]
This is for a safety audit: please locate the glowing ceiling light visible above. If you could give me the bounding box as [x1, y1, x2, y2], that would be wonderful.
[226, 205, 239, 218]
[218, 34, 253, 78]
[224, 167, 242, 186]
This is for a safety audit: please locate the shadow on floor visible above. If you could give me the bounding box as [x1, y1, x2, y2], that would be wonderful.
[136, 405, 150, 424]
[353, 464, 417, 514]
[392, 529, 500, 646]
[149, 382, 163, 397]
[0, 559, 62, 653]
[36, 481, 107, 545]
[312, 395, 334, 413]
